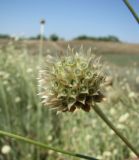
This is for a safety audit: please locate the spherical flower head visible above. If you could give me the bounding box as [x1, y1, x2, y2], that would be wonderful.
[1, 145, 11, 154]
[38, 47, 105, 113]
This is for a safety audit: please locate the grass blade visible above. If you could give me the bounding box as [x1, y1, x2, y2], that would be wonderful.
[123, 0, 139, 24]
[0, 130, 98, 160]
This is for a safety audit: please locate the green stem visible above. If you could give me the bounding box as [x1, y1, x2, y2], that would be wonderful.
[0, 130, 98, 160]
[123, 0, 139, 24]
[40, 35, 43, 55]
[93, 104, 139, 158]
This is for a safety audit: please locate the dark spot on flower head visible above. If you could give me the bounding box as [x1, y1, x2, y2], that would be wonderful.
[77, 93, 86, 101]
[70, 79, 76, 85]
[93, 73, 97, 78]
[62, 89, 68, 94]
[81, 103, 91, 112]
[62, 99, 68, 107]
[92, 91, 105, 102]
[85, 95, 93, 104]
[74, 101, 84, 109]
[89, 88, 95, 95]
[69, 105, 76, 112]
[80, 78, 85, 84]
[68, 97, 75, 103]
[54, 81, 59, 87]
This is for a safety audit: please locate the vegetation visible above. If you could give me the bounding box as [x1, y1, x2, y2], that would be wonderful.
[0, 40, 139, 159]
[0, 34, 10, 39]
[74, 35, 120, 42]
[0, 1, 139, 160]
[29, 34, 47, 40]
[0, 33, 121, 43]
[49, 34, 59, 41]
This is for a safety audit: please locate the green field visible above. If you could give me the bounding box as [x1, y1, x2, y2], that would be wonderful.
[0, 40, 139, 160]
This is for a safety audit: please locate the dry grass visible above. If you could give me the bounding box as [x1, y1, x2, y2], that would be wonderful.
[0, 39, 139, 55]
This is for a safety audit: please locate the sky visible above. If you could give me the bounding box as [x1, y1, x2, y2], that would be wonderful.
[0, 0, 139, 43]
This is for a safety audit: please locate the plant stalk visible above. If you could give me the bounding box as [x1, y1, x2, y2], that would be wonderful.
[0, 130, 98, 160]
[123, 0, 139, 24]
[39, 20, 45, 61]
[92, 104, 139, 158]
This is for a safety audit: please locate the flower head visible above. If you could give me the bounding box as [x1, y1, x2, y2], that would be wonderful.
[38, 47, 105, 113]
[1, 145, 11, 154]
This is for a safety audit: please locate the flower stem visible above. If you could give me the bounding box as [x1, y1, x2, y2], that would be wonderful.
[123, 0, 139, 24]
[0, 130, 98, 160]
[92, 104, 139, 158]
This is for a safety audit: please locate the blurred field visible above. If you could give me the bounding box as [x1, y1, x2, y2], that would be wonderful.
[0, 39, 139, 160]
[1, 39, 139, 65]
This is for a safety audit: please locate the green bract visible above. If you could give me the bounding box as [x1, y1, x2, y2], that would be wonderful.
[38, 47, 105, 113]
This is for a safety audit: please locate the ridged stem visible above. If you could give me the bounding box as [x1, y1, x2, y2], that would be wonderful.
[92, 104, 139, 158]
[0, 130, 98, 160]
[123, 0, 139, 24]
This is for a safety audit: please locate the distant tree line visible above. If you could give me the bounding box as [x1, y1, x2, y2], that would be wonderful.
[74, 35, 120, 42]
[0, 33, 61, 41]
[29, 34, 61, 41]
[0, 33, 120, 42]
[0, 34, 10, 39]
